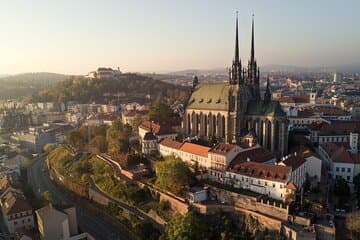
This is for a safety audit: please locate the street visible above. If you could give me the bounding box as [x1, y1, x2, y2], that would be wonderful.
[27, 155, 129, 240]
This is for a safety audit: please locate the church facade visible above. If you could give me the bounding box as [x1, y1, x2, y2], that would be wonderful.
[183, 16, 288, 157]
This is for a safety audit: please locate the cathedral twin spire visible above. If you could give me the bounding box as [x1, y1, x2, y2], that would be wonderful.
[229, 13, 261, 100]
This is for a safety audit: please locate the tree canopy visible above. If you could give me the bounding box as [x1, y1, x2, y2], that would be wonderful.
[164, 212, 208, 240]
[155, 156, 196, 197]
[148, 100, 176, 122]
[30, 74, 189, 104]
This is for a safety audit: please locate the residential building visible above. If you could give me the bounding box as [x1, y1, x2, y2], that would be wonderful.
[36, 204, 93, 240]
[308, 120, 360, 144]
[319, 142, 360, 182]
[279, 154, 307, 189]
[0, 190, 34, 234]
[225, 161, 296, 201]
[141, 132, 157, 155]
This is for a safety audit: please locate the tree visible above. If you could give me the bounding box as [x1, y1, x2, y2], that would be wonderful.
[334, 177, 350, 208]
[134, 220, 160, 240]
[148, 100, 175, 122]
[66, 130, 85, 149]
[164, 212, 208, 240]
[354, 173, 360, 207]
[90, 135, 107, 153]
[43, 144, 54, 153]
[41, 191, 54, 204]
[334, 178, 350, 197]
[155, 156, 195, 197]
[346, 211, 360, 239]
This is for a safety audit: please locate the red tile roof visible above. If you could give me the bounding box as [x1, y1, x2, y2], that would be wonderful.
[302, 106, 348, 116]
[228, 161, 291, 183]
[139, 120, 176, 135]
[281, 155, 306, 170]
[320, 142, 360, 164]
[278, 95, 309, 104]
[286, 182, 297, 190]
[229, 147, 276, 166]
[159, 138, 183, 150]
[309, 120, 360, 136]
[209, 143, 238, 155]
[179, 142, 210, 157]
[1, 191, 32, 215]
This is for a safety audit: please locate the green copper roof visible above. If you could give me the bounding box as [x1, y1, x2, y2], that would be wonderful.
[187, 82, 231, 111]
[246, 100, 286, 117]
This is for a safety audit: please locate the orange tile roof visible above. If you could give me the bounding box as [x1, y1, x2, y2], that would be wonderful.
[209, 143, 238, 155]
[286, 182, 297, 190]
[278, 95, 309, 104]
[159, 138, 183, 149]
[228, 161, 291, 183]
[309, 120, 360, 136]
[139, 120, 175, 135]
[180, 142, 210, 157]
[229, 147, 276, 165]
[320, 142, 360, 164]
[1, 191, 32, 215]
[281, 155, 306, 170]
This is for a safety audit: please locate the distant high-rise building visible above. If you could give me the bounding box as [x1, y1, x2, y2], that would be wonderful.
[333, 72, 342, 83]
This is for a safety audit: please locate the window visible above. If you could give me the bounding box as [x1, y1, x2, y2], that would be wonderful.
[258, 180, 261, 185]
[347, 176, 350, 181]
[265, 182, 268, 186]
[280, 184, 283, 189]
[347, 168, 351, 173]
[342, 168, 345, 172]
[336, 167, 339, 172]
[273, 183, 276, 188]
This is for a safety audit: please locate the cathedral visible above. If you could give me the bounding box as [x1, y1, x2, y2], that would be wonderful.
[183, 15, 288, 157]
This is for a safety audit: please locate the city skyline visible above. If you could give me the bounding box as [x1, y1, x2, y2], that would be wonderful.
[1, 0, 360, 75]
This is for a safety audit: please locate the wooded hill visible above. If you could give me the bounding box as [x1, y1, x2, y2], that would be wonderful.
[0, 72, 67, 100]
[30, 74, 190, 104]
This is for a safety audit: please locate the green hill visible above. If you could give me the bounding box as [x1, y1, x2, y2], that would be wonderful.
[30, 74, 190, 104]
[0, 72, 68, 100]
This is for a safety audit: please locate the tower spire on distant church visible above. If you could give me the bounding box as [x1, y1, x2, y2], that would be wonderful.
[229, 11, 242, 85]
[264, 77, 271, 103]
[250, 14, 255, 65]
[235, 11, 240, 64]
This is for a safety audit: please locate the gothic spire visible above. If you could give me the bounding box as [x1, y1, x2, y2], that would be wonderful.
[235, 11, 240, 64]
[250, 14, 255, 64]
[264, 77, 271, 103]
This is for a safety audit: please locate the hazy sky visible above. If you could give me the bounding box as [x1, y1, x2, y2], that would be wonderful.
[0, 0, 359, 74]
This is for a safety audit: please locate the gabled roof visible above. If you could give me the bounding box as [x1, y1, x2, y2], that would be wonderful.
[159, 138, 183, 149]
[320, 142, 360, 164]
[280, 155, 306, 170]
[309, 120, 360, 135]
[139, 120, 176, 135]
[229, 147, 276, 166]
[1, 191, 32, 215]
[179, 142, 210, 157]
[209, 143, 238, 156]
[246, 100, 286, 117]
[187, 83, 230, 111]
[228, 161, 291, 183]
[286, 182, 297, 190]
[36, 204, 67, 224]
[278, 95, 309, 104]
